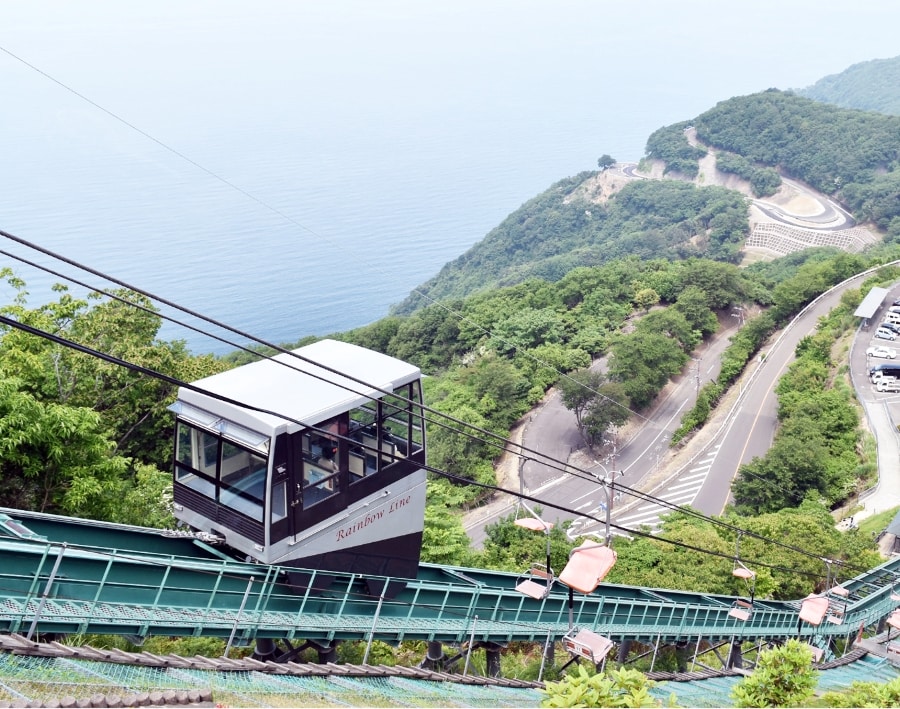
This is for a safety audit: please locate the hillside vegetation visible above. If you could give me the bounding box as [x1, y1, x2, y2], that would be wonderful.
[796, 54, 900, 115]
[695, 90, 900, 231]
[392, 177, 749, 314]
[394, 90, 900, 316]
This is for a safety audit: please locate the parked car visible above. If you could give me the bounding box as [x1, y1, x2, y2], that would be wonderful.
[867, 345, 897, 359]
[869, 362, 900, 380]
[886, 312, 900, 324]
[873, 369, 900, 383]
[876, 327, 897, 341]
[888, 305, 900, 315]
[877, 377, 900, 393]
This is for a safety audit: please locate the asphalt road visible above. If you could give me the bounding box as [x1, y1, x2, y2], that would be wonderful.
[464, 270, 897, 548]
[464, 315, 739, 545]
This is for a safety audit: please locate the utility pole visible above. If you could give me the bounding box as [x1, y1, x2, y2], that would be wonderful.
[693, 356, 701, 403]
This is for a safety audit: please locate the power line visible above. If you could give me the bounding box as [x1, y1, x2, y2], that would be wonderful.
[0, 308, 874, 584]
[0, 48, 875, 585]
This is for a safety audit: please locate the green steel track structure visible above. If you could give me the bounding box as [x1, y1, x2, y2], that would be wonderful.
[1, 508, 899, 660]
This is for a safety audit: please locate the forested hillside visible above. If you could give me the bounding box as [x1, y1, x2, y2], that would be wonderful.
[796, 55, 900, 115]
[393, 177, 748, 315]
[694, 90, 900, 231]
[394, 89, 900, 317]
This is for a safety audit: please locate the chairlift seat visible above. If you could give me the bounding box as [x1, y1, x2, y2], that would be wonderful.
[798, 594, 830, 626]
[514, 517, 553, 533]
[733, 565, 755, 580]
[888, 642, 900, 660]
[563, 629, 615, 664]
[888, 609, 900, 630]
[831, 585, 850, 598]
[826, 601, 846, 625]
[559, 541, 617, 594]
[807, 644, 824, 663]
[515, 565, 555, 600]
[728, 599, 753, 622]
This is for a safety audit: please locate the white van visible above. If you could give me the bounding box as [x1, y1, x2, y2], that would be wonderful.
[885, 311, 900, 325]
[876, 377, 900, 393]
[876, 327, 897, 341]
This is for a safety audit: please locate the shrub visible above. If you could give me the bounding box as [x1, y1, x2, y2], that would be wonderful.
[731, 640, 817, 708]
[540, 665, 664, 708]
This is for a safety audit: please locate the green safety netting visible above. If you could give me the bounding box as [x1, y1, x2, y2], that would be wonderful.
[0, 652, 544, 708]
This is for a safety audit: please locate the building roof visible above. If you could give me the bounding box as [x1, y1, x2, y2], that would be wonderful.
[855, 286, 890, 319]
[886, 509, 900, 537]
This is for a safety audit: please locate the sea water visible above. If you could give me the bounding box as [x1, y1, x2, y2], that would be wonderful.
[1, 0, 898, 354]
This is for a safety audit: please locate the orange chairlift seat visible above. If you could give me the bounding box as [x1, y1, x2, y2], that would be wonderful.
[513, 512, 555, 600]
[728, 560, 757, 622]
[799, 560, 848, 628]
[826, 585, 849, 625]
[798, 594, 830, 626]
[887, 608, 900, 631]
[885, 607, 900, 657]
[807, 644, 825, 663]
[558, 540, 618, 665]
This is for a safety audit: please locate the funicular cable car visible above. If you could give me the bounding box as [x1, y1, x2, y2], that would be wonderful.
[728, 536, 756, 622]
[512, 502, 555, 600]
[169, 339, 427, 598]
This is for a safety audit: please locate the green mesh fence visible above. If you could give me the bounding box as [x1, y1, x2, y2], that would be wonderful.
[0, 653, 544, 708]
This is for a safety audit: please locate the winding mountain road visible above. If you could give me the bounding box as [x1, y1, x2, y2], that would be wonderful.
[464, 166, 893, 546]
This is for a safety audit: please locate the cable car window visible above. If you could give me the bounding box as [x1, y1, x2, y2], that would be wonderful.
[218, 441, 267, 522]
[378, 385, 420, 461]
[302, 460, 340, 508]
[174, 421, 217, 498]
[301, 427, 341, 508]
[348, 408, 379, 479]
[271, 481, 287, 524]
[175, 466, 216, 498]
[409, 380, 424, 454]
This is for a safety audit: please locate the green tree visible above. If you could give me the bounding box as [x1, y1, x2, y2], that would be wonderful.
[607, 331, 689, 410]
[633, 287, 660, 313]
[558, 369, 606, 435]
[479, 510, 572, 573]
[635, 308, 700, 353]
[673, 285, 719, 336]
[820, 675, 900, 707]
[581, 381, 631, 449]
[111, 461, 176, 528]
[420, 480, 474, 566]
[0, 275, 226, 470]
[731, 639, 818, 708]
[0, 375, 129, 518]
[597, 154, 616, 170]
[608, 512, 741, 594]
